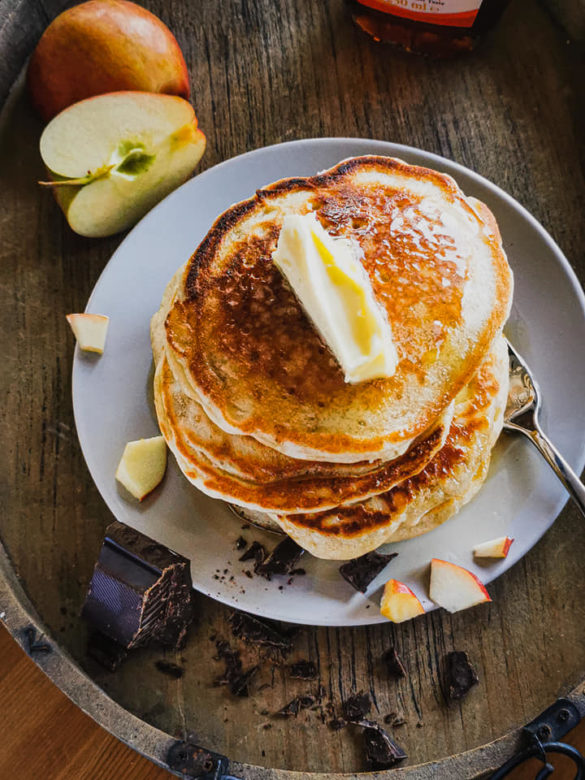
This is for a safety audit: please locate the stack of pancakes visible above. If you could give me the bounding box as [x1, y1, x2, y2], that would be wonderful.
[151, 156, 513, 560]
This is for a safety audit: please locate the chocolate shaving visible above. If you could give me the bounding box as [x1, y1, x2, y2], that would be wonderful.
[339, 551, 398, 593]
[275, 694, 316, 717]
[229, 611, 293, 654]
[355, 719, 407, 769]
[342, 691, 371, 722]
[255, 537, 305, 580]
[444, 650, 479, 701]
[289, 660, 317, 680]
[214, 639, 257, 697]
[155, 660, 184, 679]
[383, 646, 407, 678]
[239, 541, 266, 564]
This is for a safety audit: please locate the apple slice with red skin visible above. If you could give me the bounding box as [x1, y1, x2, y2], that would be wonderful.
[430, 559, 491, 613]
[380, 579, 426, 623]
[66, 313, 109, 353]
[39, 91, 206, 238]
[27, 0, 190, 121]
[473, 537, 514, 559]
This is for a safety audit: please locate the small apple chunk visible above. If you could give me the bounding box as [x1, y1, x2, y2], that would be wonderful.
[115, 436, 167, 501]
[380, 579, 425, 623]
[473, 536, 514, 559]
[66, 313, 109, 353]
[429, 559, 491, 614]
[39, 91, 206, 238]
[27, 0, 190, 121]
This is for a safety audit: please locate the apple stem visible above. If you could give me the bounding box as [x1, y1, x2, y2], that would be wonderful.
[39, 163, 117, 188]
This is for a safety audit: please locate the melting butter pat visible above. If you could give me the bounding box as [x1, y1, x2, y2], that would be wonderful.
[272, 213, 398, 383]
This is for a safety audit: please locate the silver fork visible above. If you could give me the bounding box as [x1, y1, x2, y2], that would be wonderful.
[504, 340, 585, 517]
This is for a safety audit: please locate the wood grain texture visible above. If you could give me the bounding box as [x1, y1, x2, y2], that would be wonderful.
[1, 0, 585, 775]
[1, 625, 585, 779]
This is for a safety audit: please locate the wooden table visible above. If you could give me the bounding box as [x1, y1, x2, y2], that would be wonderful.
[1, 0, 585, 777]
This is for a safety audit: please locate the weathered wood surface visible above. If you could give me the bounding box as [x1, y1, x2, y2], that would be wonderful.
[1, 0, 585, 775]
[3, 624, 584, 780]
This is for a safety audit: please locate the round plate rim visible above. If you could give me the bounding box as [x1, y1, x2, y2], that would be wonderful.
[73, 137, 585, 627]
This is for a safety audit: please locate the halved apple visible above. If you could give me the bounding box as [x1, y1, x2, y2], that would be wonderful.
[380, 579, 426, 623]
[429, 559, 491, 614]
[66, 312, 109, 353]
[39, 91, 206, 237]
[473, 536, 514, 559]
[115, 436, 167, 500]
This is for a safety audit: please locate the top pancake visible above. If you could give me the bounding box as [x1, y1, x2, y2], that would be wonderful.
[165, 156, 513, 463]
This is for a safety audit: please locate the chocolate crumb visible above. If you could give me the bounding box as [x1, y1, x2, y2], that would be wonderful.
[383, 712, 397, 725]
[229, 611, 293, 654]
[260, 708, 270, 716]
[339, 551, 398, 593]
[393, 718, 407, 727]
[263, 723, 272, 730]
[239, 541, 266, 565]
[155, 660, 184, 679]
[244, 570, 253, 579]
[290, 568, 306, 576]
[256, 537, 305, 580]
[275, 694, 315, 717]
[214, 639, 257, 697]
[383, 646, 407, 678]
[289, 660, 317, 680]
[235, 536, 247, 550]
[329, 718, 347, 731]
[444, 651, 478, 701]
[342, 691, 371, 722]
[356, 719, 407, 769]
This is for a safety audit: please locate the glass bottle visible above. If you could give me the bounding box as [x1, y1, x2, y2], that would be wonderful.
[349, 0, 512, 57]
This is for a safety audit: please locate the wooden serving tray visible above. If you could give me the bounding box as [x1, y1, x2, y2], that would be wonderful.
[1, 1, 585, 777]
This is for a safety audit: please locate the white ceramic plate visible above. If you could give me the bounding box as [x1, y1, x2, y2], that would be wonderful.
[73, 138, 585, 627]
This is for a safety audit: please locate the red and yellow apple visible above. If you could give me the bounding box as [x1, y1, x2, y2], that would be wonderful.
[39, 91, 206, 237]
[429, 558, 491, 614]
[380, 579, 426, 623]
[473, 536, 514, 559]
[66, 313, 109, 352]
[116, 436, 167, 500]
[27, 0, 190, 121]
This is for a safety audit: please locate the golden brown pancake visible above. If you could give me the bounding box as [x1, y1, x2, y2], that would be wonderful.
[163, 156, 512, 463]
[153, 351, 453, 513]
[270, 336, 509, 559]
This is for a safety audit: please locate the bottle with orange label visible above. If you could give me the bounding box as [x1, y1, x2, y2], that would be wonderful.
[349, 0, 512, 57]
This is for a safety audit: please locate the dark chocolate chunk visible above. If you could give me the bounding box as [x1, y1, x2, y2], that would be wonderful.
[155, 660, 184, 679]
[214, 639, 257, 697]
[383, 646, 407, 678]
[87, 631, 127, 671]
[239, 541, 266, 564]
[276, 698, 300, 717]
[235, 536, 247, 550]
[356, 719, 407, 769]
[275, 695, 315, 717]
[255, 537, 305, 580]
[229, 611, 293, 654]
[82, 521, 194, 650]
[342, 691, 371, 722]
[339, 551, 398, 593]
[444, 650, 479, 701]
[289, 660, 317, 680]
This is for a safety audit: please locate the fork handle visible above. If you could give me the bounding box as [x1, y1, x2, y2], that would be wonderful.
[510, 423, 585, 518]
